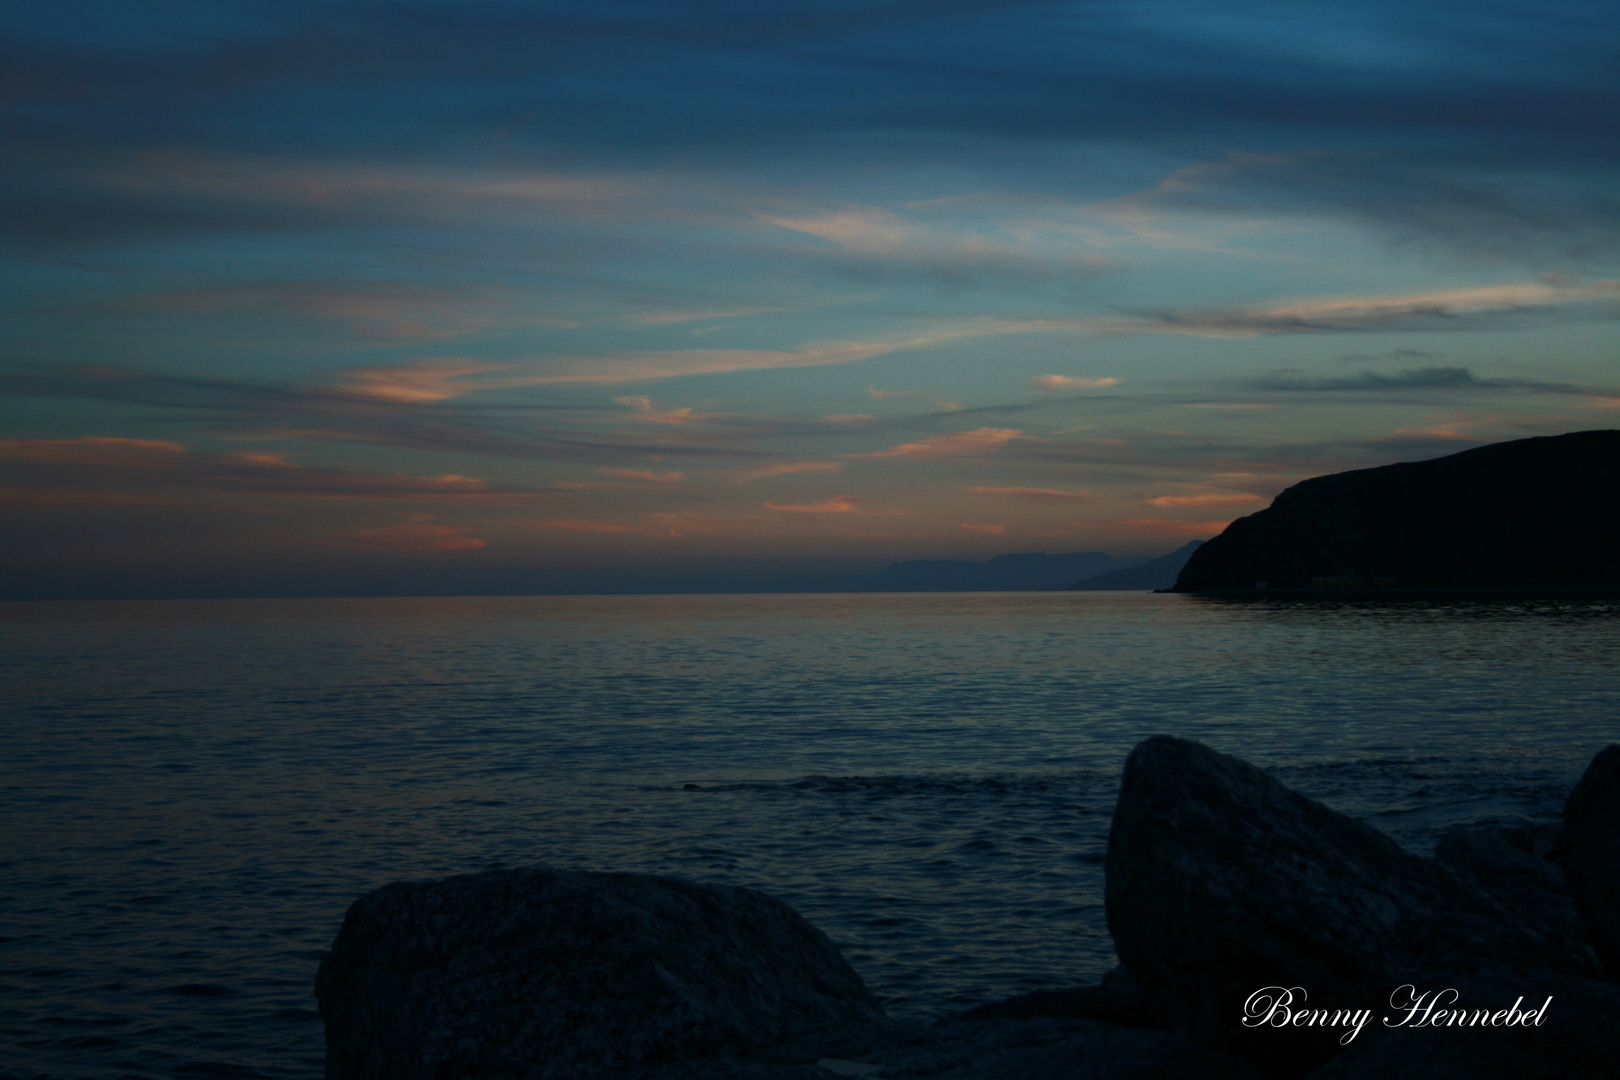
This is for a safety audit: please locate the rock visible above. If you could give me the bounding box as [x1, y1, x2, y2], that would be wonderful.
[1104, 737, 1601, 1074]
[315, 867, 891, 1080]
[1433, 824, 1594, 964]
[1553, 744, 1620, 980]
[946, 984, 1165, 1030]
[1171, 429, 1620, 591]
[1305, 972, 1620, 1080]
[862, 1016, 1267, 1080]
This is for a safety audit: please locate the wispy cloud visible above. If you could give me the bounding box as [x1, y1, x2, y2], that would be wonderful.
[0, 436, 185, 464]
[967, 486, 1092, 502]
[1030, 375, 1121, 392]
[83, 281, 502, 341]
[759, 206, 1115, 286]
[854, 427, 1022, 460]
[961, 523, 1006, 535]
[597, 467, 686, 483]
[868, 386, 963, 410]
[1145, 493, 1265, 508]
[735, 461, 843, 482]
[1116, 518, 1233, 538]
[0, 436, 542, 502]
[764, 495, 867, 513]
[1249, 366, 1604, 396]
[1112, 152, 1620, 269]
[329, 515, 487, 552]
[333, 361, 516, 404]
[1128, 281, 1620, 338]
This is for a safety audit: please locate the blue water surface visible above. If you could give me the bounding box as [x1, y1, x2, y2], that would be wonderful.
[2, 591, 1618, 1078]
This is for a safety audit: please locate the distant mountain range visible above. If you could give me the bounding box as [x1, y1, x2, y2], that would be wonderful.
[775, 550, 1157, 592]
[1174, 429, 1620, 592]
[1066, 540, 1203, 591]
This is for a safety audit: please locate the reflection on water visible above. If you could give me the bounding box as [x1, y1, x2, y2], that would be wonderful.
[3, 592, 1618, 1077]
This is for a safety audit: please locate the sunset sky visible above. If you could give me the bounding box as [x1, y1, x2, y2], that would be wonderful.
[3, 1, 1616, 597]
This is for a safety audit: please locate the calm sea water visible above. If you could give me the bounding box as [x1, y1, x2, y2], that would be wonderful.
[3, 591, 1619, 1079]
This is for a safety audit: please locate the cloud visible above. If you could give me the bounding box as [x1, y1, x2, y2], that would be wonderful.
[630, 305, 791, 325]
[533, 327, 1004, 385]
[735, 461, 842, 482]
[1129, 281, 1620, 338]
[1030, 375, 1121, 392]
[1113, 151, 1620, 268]
[868, 386, 963, 410]
[1116, 518, 1232, 538]
[84, 281, 501, 341]
[612, 395, 705, 424]
[597, 468, 686, 483]
[760, 206, 1115, 286]
[0, 436, 545, 502]
[854, 427, 1022, 460]
[966, 486, 1092, 502]
[527, 519, 644, 534]
[764, 495, 866, 513]
[0, 363, 752, 466]
[329, 516, 487, 552]
[0, 436, 185, 464]
[1249, 366, 1602, 395]
[1145, 493, 1265, 508]
[334, 361, 516, 404]
[961, 523, 1006, 535]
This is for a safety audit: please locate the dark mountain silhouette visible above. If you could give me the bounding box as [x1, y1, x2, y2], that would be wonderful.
[1067, 540, 1204, 591]
[1173, 430, 1620, 592]
[778, 550, 1149, 592]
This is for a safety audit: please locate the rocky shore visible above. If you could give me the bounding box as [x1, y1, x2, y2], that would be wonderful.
[316, 741, 1620, 1078]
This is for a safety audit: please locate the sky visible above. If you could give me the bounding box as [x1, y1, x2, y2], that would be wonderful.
[2, 0, 1617, 598]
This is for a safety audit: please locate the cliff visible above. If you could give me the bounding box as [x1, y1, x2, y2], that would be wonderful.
[1172, 430, 1620, 593]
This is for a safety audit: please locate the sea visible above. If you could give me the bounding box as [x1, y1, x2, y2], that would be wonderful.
[3, 591, 1619, 1079]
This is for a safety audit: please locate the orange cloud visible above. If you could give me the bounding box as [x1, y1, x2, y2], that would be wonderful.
[1117, 518, 1231, 537]
[0, 436, 185, 465]
[329, 516, 487, 552]
[736, 461, 843, 482]
[530, 519, 643, 533]
[0, 437, 526, 502]
[962, 523, 1006, 535]
[1145, 493, 1265, 508]
[613, 395, 704, 424]
[1030, 375, 1121, 392]
[598, 468, 686, 483]
[0, 487, 180, 506]
[856, 427, 1022, 460]
[765, 495, 867, 513]
[334, 361, 510, 404]
[967, 486, 1092, 502]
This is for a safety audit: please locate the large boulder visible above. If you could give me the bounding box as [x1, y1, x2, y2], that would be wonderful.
[315, 867, 891, 1080]
[1553, 744, 1620, 980]
[1306, 972, 1620, 1080]
[1104, 737, 1600, 1073]
[1433, 824, 1591, 960]
[860, 1016, 1267, 1080]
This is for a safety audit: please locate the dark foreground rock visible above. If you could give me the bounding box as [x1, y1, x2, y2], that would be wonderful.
[1553, 744, 1620, 981]
[858, 1016, 1265, 1080]
[1104, 736, 1602, 1074]
[314, 867, 890, 1079]
[1306, 973, 1620, 1080]
[1433, 824, 1592, 961]
[1172, 429, 1620, 591]
[946, 982, 1164, 1030]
